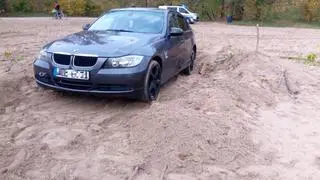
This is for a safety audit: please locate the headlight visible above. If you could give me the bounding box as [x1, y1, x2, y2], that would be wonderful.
[106, 55, 144, 68]
[38, 49, 52, 61]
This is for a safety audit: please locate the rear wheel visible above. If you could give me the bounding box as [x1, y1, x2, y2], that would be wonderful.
[182, 48, 196, 75]
[140, 60, 161, 102]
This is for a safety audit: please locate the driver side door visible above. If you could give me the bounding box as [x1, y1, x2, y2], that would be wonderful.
[162, 12, 184, 82]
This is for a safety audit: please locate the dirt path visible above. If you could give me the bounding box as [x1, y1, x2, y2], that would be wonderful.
[0, 18, 320, 180]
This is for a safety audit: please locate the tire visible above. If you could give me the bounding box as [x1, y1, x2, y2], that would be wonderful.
[182, 48, 196, 75]
[140, 60, 162, 102]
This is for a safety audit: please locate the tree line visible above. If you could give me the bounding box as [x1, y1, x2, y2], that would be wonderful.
[0, 0, 319, 22]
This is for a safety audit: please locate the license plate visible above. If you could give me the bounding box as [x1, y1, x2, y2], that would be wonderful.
[53, 68, 89, 80]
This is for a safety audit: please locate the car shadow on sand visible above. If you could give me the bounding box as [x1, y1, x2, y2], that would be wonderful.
[47, 74, 181, 107]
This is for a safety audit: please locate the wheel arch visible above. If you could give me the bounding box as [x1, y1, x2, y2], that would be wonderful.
[151, 55, 163, 69]
[193, 44, 197, 53]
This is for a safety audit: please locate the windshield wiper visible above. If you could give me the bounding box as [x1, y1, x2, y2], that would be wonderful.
[105, 29, 134, 32]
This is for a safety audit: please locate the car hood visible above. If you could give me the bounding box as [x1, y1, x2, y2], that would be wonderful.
[193, 13, 198, 17]
[45, 31, 161, 57]
[185, 13, 196, 18]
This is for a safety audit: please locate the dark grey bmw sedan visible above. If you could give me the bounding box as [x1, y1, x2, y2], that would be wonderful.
[33, 8, 197, 101]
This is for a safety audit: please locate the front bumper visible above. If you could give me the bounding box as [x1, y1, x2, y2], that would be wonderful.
[192, 15, 199, 21]
[33, 58, 149, 96]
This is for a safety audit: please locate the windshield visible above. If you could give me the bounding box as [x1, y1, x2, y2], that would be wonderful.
[89, 10, 165, 34]
[180, 5, 192, 12]
[185, 7, 192, 13]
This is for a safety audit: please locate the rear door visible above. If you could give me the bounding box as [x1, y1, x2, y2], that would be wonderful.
[176, 14, 193, 70]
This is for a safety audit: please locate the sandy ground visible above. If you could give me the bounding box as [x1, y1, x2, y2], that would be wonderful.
[0, 18, 320, 180]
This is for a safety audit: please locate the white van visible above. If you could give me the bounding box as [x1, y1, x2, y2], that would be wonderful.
[159, 5, 199, 24]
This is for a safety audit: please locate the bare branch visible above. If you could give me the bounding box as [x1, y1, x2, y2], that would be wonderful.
[160, 164, 168, 180]
[256, 24, 260, 53]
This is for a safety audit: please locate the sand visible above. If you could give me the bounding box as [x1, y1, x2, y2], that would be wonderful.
[0, 18, 320, 180]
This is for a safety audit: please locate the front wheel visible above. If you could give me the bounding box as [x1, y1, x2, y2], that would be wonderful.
[140, 60, 161, 102]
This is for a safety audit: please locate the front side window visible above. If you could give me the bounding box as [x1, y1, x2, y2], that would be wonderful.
[177, 15, 188, 31]
[89, 10, 164, 34]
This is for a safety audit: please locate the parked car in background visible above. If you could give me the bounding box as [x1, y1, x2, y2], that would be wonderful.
[184, 16, 194, 24]
[159, 5, 199, 24]
[33, 8, 197, 102]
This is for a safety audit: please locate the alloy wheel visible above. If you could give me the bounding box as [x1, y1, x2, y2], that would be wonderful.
[148, 63, 161, 100]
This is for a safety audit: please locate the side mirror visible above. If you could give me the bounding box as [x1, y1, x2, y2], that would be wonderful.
[170, 27, 183, 36]
[82, 23, 91, 31]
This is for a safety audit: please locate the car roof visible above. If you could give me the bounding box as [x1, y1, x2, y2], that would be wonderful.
[110, 7, 167, 12]
[107, 7, 182, 15]
[159, 6, 183, 8]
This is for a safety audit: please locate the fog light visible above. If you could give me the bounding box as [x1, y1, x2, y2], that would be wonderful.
[39, 72, 47, 77]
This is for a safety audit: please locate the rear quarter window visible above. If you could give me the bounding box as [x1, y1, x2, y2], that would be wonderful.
[177, 15, 188, 31]
[168, 12, 179, 29]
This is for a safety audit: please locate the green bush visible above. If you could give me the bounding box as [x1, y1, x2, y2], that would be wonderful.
[12, 0, 31, 13]
[243, 0, 259, 20]
[196, 0, 223, 21]
[307, 53, 317, 61]
[0, 0, 5, 10]
[84, 0, 102, 16]
[59, 0, 86, 16]
[261, 6, 304, 22]
[278, 7, 304, 21]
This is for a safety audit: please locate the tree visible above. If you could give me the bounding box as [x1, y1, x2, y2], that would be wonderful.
[11, 0, 31, 13]
[59, 0, 86, 16]
[1, 0, 9, 12]
[84, 0, 102, 16]
[243, 0, 271, 20]
[303, 0, 320, 22]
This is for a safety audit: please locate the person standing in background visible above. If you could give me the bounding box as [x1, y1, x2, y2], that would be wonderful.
[54, 1, 61, 19]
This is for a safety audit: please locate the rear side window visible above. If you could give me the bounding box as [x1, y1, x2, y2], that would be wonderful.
[168, 12, 179, 29]
[179, 8, 189, 14]
[168, 7, 177, 11]
[177, 15, 188, 31]
[185, 19, 191, 30]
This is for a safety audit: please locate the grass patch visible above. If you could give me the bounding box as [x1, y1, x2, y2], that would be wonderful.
[232, 20, 320, 29]
[282, 53, 320, 67]
[0, 12, 51, 17]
